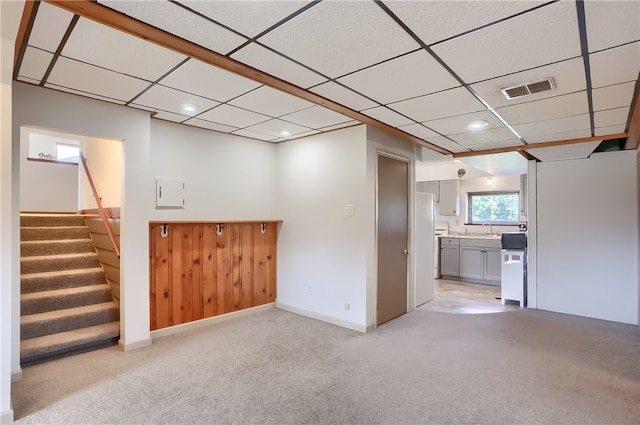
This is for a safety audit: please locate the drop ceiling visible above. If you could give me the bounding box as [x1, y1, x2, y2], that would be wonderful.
[12, 0, 640, 156]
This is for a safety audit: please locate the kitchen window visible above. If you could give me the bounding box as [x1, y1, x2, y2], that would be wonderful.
[467, 191, 519, 225]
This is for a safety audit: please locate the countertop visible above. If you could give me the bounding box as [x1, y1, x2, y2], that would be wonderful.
[441, 234, 502, 240]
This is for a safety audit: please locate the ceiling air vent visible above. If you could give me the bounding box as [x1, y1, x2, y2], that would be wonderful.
[501, 77, 556, 100]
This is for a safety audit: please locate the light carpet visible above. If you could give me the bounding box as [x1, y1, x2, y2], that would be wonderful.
[11, 307, 640, 424]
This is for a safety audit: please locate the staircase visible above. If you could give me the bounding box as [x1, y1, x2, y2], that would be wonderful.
[20, 213, 120, 364]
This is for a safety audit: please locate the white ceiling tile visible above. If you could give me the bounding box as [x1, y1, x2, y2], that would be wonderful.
[184, 118, 238, 134]
[496, 91, 589, 126]
[464, 139, 525, 150]
[133, 85, 220, 116]
[594, 107, 630, 128]
[17, 76, 40, 85]
[337, 50, 459, 105]
[44, 83, 127, 105]
[258, 1, 419, 78]
[590, 42, 640, 88]
[450, 127, 516, 146]
[47, 57, 150, 102]
[585, 1, 640, 52]
[385, 1, 546, 46]
[424, 136, 467, 153]
[592, 81, 636, 112]
[63, 18, 187, 82]
[594, 124, 626, 136]
[514, 114, 591, 139]
[522, 129, 592, 144]
[280, 106, 352, 129]
[310, 82, 378, 111]
[198, 104, 270, 128]
[231, 43, 327, 89]
[18, 47, 52, 82]
[470, 57, 587, 109]
[423, 111, 504, 136]
[389, 87, 485, 122]
[290, 130, 321, 139]
[457, 151, 528, 176]
[526, 141, 601, 162]
[361, 107, 414, 127]
[398, 124, 440, 140]
[99, 0, 246, 55]
[318, 121, 361, 132]
[232, 128, 277, 142]
[152, 111, 189, 123]
[229, 86, 314, 117]
[179, 1, 309, 38]
[29, 2, 74, 52]
[160, 58, 260, 103]
[433, 1, 581, 83]
[244, 119, 311, 138]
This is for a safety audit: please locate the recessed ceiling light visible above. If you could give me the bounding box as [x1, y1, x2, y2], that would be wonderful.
[180, 103, 200, 114]
[468, 120, 489, 131]
[279, 129, 291, 137]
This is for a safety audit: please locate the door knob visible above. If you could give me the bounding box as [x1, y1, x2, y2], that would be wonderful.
[403, 249, 409, 256]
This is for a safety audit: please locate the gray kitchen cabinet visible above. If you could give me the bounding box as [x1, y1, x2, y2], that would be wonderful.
[440, 237, 459, 277]
[420, 181, 440, 202]
[439, 180, 459, 216]
[459, 238, 502, 285]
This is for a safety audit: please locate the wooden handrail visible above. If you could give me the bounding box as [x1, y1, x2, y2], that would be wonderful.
[80, 155, 120, 258]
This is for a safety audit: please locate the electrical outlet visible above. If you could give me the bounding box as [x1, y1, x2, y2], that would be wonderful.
[344, 204, 355, 216]
[344, 303, 350, 310]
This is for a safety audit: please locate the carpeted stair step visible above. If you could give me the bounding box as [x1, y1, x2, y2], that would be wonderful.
[21, 226, 90, 241]
[21, 252, 100, 274]
[21, 302, 119, 340]
[20, 321, 120, 364]
[21, 239, 95, 257]
[20, 214, 86, 227]
[21, 285, 113, 316]
[21, 267, 106, 294]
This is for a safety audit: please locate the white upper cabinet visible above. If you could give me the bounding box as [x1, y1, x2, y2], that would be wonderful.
[439, 179, 459, 216]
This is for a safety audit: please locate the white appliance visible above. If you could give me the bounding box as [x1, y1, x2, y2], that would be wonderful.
[434, 222, 448, 279]
[415, 193, 435, 306]
[501, 250, 525, 307]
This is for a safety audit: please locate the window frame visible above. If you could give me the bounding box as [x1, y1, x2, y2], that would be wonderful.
[467, 190, 520, 225]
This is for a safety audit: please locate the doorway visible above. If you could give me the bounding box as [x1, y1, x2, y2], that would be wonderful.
[376, 154, 409, 325]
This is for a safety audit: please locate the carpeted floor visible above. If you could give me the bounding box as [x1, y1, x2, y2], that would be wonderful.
[11, 307, 640, 424]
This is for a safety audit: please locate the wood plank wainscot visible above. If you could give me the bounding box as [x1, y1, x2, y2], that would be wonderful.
[149, 221, 279, 330]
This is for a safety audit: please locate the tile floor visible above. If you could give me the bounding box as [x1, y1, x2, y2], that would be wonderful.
[418, 279, 521, 314]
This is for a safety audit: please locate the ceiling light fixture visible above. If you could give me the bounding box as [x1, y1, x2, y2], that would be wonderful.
[468, 120, 489, 131]
[180, 103, 200, 115]
[279, 129, 291, 137]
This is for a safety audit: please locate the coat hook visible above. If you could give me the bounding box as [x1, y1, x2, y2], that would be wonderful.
[260, 223, 267, 234]
[216, 223, 224, 236]
[160, 224, 169, 238]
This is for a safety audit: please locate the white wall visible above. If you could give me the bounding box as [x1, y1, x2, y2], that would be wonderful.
[149, 119, 278, 221]
[275, 125, 369, 331]
[365, 126, 416, 329]
[1, 2, 23, 423]
[80, 136, 122, 210]
[13, 83, 152, 351]
[20, 129, 79, 212]
[536, 150, 639, 325]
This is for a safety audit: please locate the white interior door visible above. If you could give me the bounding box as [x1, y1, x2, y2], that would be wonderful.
[415, 192, 434, 306]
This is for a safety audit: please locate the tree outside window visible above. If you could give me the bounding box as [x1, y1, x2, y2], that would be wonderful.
[468, 191, 519, 224]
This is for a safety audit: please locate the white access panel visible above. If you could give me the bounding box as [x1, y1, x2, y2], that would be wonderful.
[156, 177, 185, 208]
[501, 250, 525, 307]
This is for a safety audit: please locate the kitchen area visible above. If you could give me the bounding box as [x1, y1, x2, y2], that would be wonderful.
[416, 154, 528, 314]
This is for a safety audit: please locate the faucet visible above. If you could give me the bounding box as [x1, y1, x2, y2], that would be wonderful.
[482, 223, 493, 235]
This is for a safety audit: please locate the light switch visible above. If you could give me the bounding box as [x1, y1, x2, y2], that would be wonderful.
[344, 204, 355, 216]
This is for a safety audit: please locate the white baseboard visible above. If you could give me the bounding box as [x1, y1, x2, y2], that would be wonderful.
[365, 324, 376, 333]
[150, 303, 276, 340]
[0, 408, 14, 425]
[118, 337, 152, 352]
[276, 302, 366, 333]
